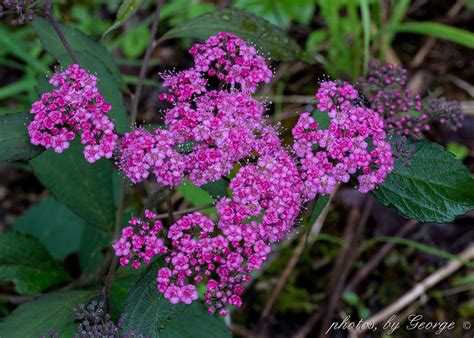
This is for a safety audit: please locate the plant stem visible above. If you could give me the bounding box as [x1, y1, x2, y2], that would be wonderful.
[102, 178, 126, 312]
[155, 203, 213, 219]
[166, 189, 174, 224]
[43, 1, 79, 65]
[130, 0, 164, 122]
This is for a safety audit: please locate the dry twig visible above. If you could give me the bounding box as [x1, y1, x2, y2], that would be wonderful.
[344, 219, 419, 292]
[349, 245, 474, 335]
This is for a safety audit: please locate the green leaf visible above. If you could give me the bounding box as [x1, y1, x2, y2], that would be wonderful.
[13, 197, 85, 260]
[102, 0, 145, 40]
[122, 261, 230, 338]
[447, 142, 469, 161]
[0, 230, 69, 295]
[121, 25, 151, 59]
[311, 109, 330, 130]
[305, 30, 327, 54]
[32, 16, 127, 91]
[79, 224, 111, 273]
[30, 140, 115, 232]
[110, 267, 142, 319]
[177, 178, 216, 216]
[308, 194, 330, 226]
[342, 291, 360, 306]
[0, 290, 96, 337]
[372, 139, 474, 222]
[163, 8, 305, 61]
[0, 112, 43, 162]
[201, 179, 228, 201]
[56, 50, 129, 133]
[393, 22, 474, 49]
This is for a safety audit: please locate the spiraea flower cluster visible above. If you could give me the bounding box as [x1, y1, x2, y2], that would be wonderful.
[360, 60, 464, 135]
[0, 0, 36, 26]
[120, 32, 274, 187]
[112, 210, 167, 269]
[111, 34, 398, 315]
[189, 32, 272, 93]
[114, 33, 306, 315]
[15, 31, 397, 317]
[217, 150, 303, 244]
[28, 64, 118, 163]
[118, 128, 185, 186]
[115, 150, 304, 315]
[292, 81, 394, 197]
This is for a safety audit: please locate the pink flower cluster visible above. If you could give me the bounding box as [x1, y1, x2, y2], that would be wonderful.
[120, 32, 275, 187]
[159, 212, 253, 313]
[189, 32, 272, 93]
[217, 150, 304, 244]
[292, 81, 394, 197]
[113, 33, 307, 315]
[118, 128, 185, 186]
[113, 210, 167, 269]
[28, 64, 118, 163]
[360, 60, 464, 135]
[114, 149, 304, 315]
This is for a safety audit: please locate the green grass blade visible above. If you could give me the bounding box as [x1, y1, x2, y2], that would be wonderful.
[383, 0, 410, 50]
[0, 78, 35, 100]
[366, 236, 474, 268]
[314, 233, 344, 246]
[393, 22, 474, 49]
[0, 27, 49, 73]
[360, 0, 371, 75]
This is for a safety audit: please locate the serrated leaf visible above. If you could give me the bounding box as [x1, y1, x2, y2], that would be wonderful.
[0, 230, 69, 295]
[56, 50, 129, 133]
[122, 261, 230, 338]
[163, 8, 305, 61]
[372, 139, 474, 222]
[32, 16, 127, 91]
[110, 267, 142, 319]
[13, 197, 85, 260]
[30, 140, 115, 232]
[0, 290, 95, 337]
[0, 112, 43, 162]
[102, 0, 145, 40]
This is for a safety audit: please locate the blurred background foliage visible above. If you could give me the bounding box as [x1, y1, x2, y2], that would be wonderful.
[1, 0, 474, 337]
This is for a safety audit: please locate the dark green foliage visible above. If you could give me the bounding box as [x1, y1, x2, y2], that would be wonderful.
[373, 139, 474, 222]
[0, 231, 69, 294]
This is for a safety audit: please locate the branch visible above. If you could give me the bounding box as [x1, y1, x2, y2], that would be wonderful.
[166, 189, 174, 224]
[130, 0, 165, 122]
[349, 244, 474, 335]
[43, 1, 79, 65]
[317, 196, 373, 338]
[344, 219, 419, 292]
[102, 178, 126, 312]
[0, 293, 37, 305]
[155, 203, 213, 220]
